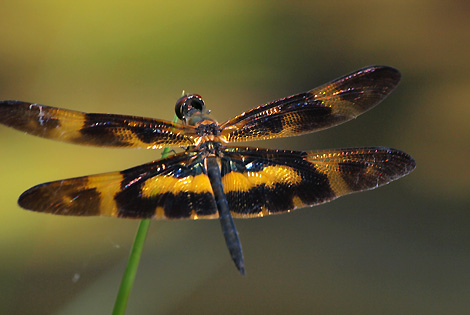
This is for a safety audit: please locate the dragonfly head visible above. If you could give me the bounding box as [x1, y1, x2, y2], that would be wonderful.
[175, 94, 212, 125]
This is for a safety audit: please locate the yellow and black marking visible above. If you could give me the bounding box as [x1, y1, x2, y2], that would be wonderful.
[0, 101, 197, 148]
[219, 146, 415, 218]
[220, 147, 334, 217]
[19, 152, 219, 220]
[114, 152, 218, 219]
[220, 66, 400, 143]
[307, 147, 416, 196]
[17, 145, 415, 221]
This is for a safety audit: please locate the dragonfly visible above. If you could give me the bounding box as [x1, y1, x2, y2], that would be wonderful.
[0, 66, 415, 275]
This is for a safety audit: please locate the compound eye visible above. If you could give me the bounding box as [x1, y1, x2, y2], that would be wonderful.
[188, 94, 205, 112]
[174, 94, 205, 121]
[175, 96, 186, 120]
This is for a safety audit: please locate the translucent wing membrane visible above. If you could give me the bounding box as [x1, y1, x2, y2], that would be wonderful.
[17, 145, 415, 219]
[220, 66, 401, 142]
[18, 151, 219, 219]
[219, 146, 415, 217]
[0, 101, 197, 148]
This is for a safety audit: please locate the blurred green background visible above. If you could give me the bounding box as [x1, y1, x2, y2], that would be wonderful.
[0, 1, 469, 314]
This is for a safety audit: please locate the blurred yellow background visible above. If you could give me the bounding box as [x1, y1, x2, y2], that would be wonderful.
[0, 1, 469, 314]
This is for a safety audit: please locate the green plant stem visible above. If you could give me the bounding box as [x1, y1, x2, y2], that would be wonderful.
[113, 115, 178, 315]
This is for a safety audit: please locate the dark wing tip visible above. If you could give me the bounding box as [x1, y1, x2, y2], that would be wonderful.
[331, 66, 402, 114]
[17, 183, 67, 214]
[0, 100, 30, 105]
[328, 147, 416, 196]
[362, 65, 401, 88]
[0, 100, 33, 111]
[363, 65, 401, 75]
[371, 147, 416, 183]
[18, 185, 44, 212]
[18, 180, 102, 216]
[392, 148, 416, 176]
[0, 100, 30, 123]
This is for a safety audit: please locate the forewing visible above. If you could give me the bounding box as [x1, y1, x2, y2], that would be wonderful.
[220, 66, 401, 142]
[0, 101, 197, 148]
[18, 151, 218, 219]
[220, 146, 415, 217]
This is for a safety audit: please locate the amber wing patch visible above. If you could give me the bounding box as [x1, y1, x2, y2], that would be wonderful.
[220, 66, 400, 143]
[220, 146, 415, 218]
[19, 151, 219, 220]
[0, 101, 197, 148]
